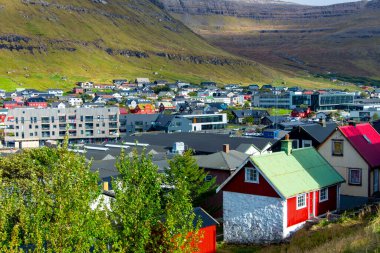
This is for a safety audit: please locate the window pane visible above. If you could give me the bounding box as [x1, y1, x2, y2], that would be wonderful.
[349, 169, 361, 184]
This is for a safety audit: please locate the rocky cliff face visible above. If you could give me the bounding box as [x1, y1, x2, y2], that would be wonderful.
[155, 0, 380, 78]
[157, 0, 369, 20]
[0, 0, 279, 89]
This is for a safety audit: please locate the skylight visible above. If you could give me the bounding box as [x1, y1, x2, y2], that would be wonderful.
[363, 135, 371, 144]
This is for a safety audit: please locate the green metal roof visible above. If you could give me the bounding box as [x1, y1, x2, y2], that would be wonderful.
[251, 148, 345, 199]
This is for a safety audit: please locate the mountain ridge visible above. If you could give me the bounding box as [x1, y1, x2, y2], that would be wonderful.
[0, 0, 280, 90]
[156, 0, 380, 79]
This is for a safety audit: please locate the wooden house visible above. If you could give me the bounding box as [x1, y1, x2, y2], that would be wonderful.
[218, 136, 344, 243]
[318, 123, 380, 209]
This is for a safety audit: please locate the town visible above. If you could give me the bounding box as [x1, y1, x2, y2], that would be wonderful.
[1, 77, 380, 252]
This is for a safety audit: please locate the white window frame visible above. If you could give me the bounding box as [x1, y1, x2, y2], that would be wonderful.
[245, 167, 259, 184]
[332, 139, 344, 156]
[348, 168, 362, 185]
[302, 140, 312, 148]
[319, 188, 328, 202]
[296, 193, 307, 209]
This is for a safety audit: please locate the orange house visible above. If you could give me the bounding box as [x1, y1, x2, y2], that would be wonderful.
[130, 104, 156, 114]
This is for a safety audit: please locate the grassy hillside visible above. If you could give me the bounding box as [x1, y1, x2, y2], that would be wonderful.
[168, 2, 380, 83]
[0, 0, 281, 91]
[0, 0, 360, 91]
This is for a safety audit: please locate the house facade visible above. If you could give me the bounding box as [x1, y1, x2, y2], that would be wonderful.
[318, 123, 380, 209]
[218, 138, 344, 243]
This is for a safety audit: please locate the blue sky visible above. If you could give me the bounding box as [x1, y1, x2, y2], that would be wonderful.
[288, 0, 360, 5]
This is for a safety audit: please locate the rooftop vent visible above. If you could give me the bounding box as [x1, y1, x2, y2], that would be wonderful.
[363, 135, 371, 144]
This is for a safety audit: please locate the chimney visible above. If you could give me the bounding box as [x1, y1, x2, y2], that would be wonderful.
[319, 118, 326, 128]
[223, 144, 230, 153]
[281, 134, 292, 155]
[103, 181, 109, 191]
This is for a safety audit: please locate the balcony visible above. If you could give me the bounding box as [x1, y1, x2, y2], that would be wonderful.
[85, 123, 94, 129]
[42, 131, 50, 138]
[109, 115, 117, 122]
[109, 123, 118, 129]
[41, 124, 50, 130]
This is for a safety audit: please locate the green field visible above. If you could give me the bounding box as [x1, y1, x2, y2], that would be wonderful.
[0, 0, 362, 91]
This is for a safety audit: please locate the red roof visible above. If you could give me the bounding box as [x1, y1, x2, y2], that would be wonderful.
[339, 123, 380, 168]
[119, 107, 128, 115]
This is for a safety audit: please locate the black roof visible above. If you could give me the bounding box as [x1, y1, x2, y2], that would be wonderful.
[193, 207, 219, 228]
[124, 132, 276, 154]
[372, 120, 380, 134]
[299, 122, 338, 143]
[26, 97, 46, 103]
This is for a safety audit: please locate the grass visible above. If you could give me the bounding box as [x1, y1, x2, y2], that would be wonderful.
[0, 0, 359, 91]
[217, 206, 380, 253]
[0, 0, 282, 91]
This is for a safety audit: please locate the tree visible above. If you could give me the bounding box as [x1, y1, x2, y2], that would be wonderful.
[224, 110, 235, 123]
[243, 101, 251, 109]
[110, 150, 200, 252]
[152, 86, 171, 95]
[243, 116, 254, 125]
[373, 113, 379, 121]
[188, 91, 197, 97]
[0, 139, 112, 252]
[165, 150, 217, 208]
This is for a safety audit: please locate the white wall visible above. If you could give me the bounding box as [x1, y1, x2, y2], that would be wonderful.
[318, 131, 369, 197]
[223, 191, 284, 243]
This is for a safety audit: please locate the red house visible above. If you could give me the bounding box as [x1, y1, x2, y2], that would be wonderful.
[192, 207, 219, 253]
[25, 97, 47, 108]
[291, 107, 311, 118]
[130, 104, 156, 114]
[3, 101, 23, 109]
[73, 87, 84, 94]
[217, 136, 344, 243]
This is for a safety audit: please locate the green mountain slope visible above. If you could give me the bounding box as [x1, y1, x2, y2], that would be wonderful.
[158, 0, 380, 81]
[0, 0, 279, 90]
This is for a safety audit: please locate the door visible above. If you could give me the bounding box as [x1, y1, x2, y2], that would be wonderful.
[308, 192, 314, 219]
[374, 169, 379, 193]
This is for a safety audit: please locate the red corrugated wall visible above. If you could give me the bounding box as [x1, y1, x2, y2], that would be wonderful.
[196, 225, 217, 253]
[315, 185, 338, 216]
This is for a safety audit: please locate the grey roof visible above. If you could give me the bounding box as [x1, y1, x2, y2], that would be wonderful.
[232, 109, 269, 118]
[300, 122, 337, 144]
[235, 143, 254, 153]
[124, 132, 275, 154]
[154, 114, 175, 128]
[194, 150, 248, 171]
[280, 121, 306, 128]
[91, 159, 119, 179]
[263, 115, 288, 124]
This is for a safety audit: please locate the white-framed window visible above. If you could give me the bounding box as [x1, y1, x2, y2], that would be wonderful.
[332, 140, 344, 156]
[348, 168, 362, 185]
[319, 188, 328, 202]
[296, 193, 306, 209]
[302, 140, 312, 148]
[245, 167, 259, 183]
